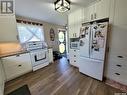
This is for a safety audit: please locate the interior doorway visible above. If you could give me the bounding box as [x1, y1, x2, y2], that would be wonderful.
[58, 29, 67, 57]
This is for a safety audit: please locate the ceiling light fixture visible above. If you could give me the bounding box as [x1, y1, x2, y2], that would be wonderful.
[54, 0, 70, 13]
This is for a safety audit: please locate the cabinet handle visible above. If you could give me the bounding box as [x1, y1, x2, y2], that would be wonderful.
[73, 33, 74, 37]
[91, 14, 93, 20]
[74, 50, 76, 52]
[16, 35, 19, 41]
[94, 13, 97, 19]
[75, 33, 76, 37]
[117, 56, 124, 58]
[115, 73, 120, 76]
[16, 54, 20, 57]
[116, 64, 122, 67]
[18, 65, 22, 67]
[74, 55, 76, 57]
[74, 60, 76, 62]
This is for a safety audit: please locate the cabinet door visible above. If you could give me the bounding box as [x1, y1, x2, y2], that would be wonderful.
[68, 24, 75, 38]
[0, 60, 5, 95]
[68, 13, 75, 38]
[0, 15, 18, 42]
[95, 0, 110, 20]
[86, 4, 95, 22]
[109, 0, 127, 55]
[48, 49, 53, 63]
[113, 0, 127, 27]
[74, 9, 82, 38]
[68, 8, 82, 38]
[83, 7, 89, 23]
[0, 87, 3, 95]
[2, 53, 32, 81]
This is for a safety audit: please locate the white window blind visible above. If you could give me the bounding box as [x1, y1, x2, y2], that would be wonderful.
[17, 23, 44, 43]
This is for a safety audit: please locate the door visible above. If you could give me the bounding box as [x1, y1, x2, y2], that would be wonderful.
[58, 29, 66, 55]
[90, 22, 108, 60]
[79, 24, 91, 58]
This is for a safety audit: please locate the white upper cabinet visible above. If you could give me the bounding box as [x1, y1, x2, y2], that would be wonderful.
[95, 0, 110, 20]
[68, 12, 75, 38]
[68, 8, 82, 38]
[85, 0, 110, 22]
[86, 4, 96, 22]
[113, 0, 127, 27]
[74, 9, 82, 38]
[0, 15, 18, 42]
[109, 0, 127, 55]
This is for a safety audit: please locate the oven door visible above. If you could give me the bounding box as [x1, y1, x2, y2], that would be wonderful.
[30, 49, 49, 67]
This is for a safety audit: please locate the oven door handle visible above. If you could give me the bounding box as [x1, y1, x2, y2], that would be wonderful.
[34, 54, 46, 62]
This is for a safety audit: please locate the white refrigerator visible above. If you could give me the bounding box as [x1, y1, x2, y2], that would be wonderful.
[79, 21, 108, 81]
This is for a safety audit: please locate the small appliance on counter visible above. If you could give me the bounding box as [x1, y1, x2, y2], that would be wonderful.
[23, 41, 49, 71]
[70, 38, 80, 50]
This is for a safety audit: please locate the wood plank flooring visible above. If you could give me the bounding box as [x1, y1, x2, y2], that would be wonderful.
[5, 57, 122, 95]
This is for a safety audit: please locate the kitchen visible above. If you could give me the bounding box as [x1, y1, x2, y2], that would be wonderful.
[0, 0, 127, 95]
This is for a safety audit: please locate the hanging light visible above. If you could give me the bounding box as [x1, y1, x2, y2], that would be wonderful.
[54, 0, 70, 13]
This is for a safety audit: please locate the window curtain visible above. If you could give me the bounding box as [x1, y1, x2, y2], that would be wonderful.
[17, 22, 44, 43]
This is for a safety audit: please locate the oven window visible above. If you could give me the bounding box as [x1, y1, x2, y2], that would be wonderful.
[17, 23, 44, 43]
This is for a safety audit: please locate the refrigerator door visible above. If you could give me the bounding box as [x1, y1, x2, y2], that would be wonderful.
[90, 22, 108, 60]
[79, 24, 91, 58]
[79, 57, 104, 81]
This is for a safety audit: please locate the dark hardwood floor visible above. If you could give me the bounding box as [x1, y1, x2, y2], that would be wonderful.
[5, 57, 122, 95]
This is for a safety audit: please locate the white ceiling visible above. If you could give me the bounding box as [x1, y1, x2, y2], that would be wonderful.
[15, 0, 96, 26]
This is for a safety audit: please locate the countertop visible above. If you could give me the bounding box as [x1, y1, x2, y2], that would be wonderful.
[0, 50, 29, 58]
[0, 48, 53, 58]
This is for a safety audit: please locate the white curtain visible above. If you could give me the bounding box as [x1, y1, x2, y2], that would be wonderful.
[17, 23, 44, 43]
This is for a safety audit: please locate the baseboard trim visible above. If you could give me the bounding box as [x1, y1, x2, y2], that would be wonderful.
[104, 77, 127, 92]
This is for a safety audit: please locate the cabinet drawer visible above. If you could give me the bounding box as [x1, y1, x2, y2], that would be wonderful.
[70, 58, 78, 67]
[2, 53, 31, 67]
[107, 69, 127, 85]
[107, 55, 127, 73]
[108, 61, 127, 73]
[4, 62, 32, 81]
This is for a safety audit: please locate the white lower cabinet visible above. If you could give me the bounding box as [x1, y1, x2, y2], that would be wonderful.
[48, 48, 53, 63]
[0, 60, 5, 95]
[106, 54, 127, 85]
[69, 49, 79, 67]
[2, 53, 32, 81]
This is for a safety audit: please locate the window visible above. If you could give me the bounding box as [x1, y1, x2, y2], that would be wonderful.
[17, 23, 44, 43]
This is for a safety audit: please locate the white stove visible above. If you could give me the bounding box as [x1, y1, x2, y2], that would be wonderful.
[25, 41, 49, 71]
